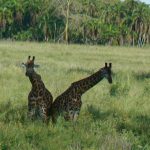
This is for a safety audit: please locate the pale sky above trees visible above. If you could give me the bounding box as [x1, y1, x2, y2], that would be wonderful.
[121, 0, 150, 4]
[140, 0, 150, 4]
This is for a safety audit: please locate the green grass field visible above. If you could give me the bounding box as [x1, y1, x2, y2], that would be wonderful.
[0, 41, 150, 150]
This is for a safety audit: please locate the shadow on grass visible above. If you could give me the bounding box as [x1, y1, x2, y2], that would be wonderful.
[87, 104, 150, 145]
[87, 105, 112, 121]
[134, 71, 150, 80]
[117, 115, 150, 145]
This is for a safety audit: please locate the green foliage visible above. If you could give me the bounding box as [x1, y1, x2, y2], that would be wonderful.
[13, 30, 33, 41]
[0, 41, 150, 149]
[0, 0, 150, 45]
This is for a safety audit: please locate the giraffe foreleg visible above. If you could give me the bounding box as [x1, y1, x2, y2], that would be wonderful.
[28, 101, 37, 120]
[64, 112, 71, 121]
[65, 110, 80, 121]
[50, 107, 59, 124]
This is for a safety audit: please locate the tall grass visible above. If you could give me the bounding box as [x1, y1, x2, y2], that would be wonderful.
[0, 41, 150, 150]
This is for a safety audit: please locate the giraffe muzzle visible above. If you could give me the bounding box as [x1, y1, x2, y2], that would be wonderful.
[108, 77, 112, 84]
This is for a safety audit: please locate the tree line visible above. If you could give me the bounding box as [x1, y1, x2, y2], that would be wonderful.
[0, 0, 150, 46]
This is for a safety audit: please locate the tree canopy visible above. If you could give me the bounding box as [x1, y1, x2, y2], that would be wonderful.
[0, 0, 150, 46]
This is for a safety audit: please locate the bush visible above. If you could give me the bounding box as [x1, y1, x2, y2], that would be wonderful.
[13, 30, 33, 41]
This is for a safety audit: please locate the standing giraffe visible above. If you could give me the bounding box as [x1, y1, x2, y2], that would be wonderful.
[51, 63, 112, 123]
[22, 56, 53, 123]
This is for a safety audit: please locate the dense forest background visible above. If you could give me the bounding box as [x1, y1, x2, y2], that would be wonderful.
[0, 0, 150, 46]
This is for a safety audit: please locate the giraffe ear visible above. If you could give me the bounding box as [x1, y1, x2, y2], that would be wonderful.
[105, 63, 107, 67]
[109, 63, 112, 68]
[32, 56, 35, 61]
[28, 56, 31, 60]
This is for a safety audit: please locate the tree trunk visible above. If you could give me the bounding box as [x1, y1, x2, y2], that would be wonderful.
[64, 0, 70, 44]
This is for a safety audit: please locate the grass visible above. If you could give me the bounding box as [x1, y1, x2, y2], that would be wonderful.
[0, 41, 150, 150]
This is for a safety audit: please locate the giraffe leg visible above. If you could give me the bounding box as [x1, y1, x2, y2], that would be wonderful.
[28, 101, 37, 120]
[42, 110, 49, 124]
[73, 110, 80, 122]
[64, 110, 79, 121]
[64, 114, 71, 121]
[52, 114, 57, 124]
[50, 108, 58, 124]
[28, 108, 36, 120]
[68, 110, 74, 120]
[66, 108, 80, 122]
[38, 106, 49, 124]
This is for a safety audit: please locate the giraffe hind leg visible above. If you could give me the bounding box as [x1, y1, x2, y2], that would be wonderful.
[72, 110, 80, 122]
[39, 106, 49, 124]
[64, 112, 72, 121]
[65, 110, 80, 122]
[73, 110, 80, 122]
[28, 108, 37, 120]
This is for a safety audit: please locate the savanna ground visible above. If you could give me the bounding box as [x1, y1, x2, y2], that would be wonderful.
[0, 41, 150, 150]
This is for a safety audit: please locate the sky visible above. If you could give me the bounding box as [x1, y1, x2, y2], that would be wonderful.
[140, 0, 150, 4]
[121, 0, 150, 4]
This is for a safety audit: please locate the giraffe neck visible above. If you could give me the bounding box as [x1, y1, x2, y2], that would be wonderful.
[72, 69, 104, 95]
[28, 71, 45, 93]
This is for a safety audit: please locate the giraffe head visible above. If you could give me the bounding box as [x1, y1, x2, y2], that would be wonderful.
[22, 56, 39, 77]
[101, 63, 112, 84]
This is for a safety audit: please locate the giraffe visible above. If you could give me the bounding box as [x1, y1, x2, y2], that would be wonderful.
[51, 63, 112, 123]
[22, 56, 53, 123]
